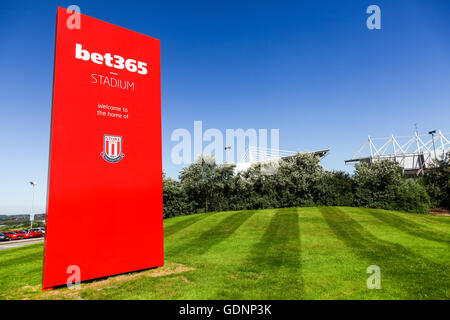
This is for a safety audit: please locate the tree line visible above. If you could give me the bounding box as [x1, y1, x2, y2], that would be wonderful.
[163, 153, 450, 218]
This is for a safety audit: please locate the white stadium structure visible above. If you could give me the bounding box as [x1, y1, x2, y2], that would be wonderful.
[345, 130, 449, 176]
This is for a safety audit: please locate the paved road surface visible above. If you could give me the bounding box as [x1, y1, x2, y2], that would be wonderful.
[0, 238, 43, 251]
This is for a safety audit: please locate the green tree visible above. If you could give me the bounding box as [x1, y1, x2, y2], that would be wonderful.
[354, 160, 403, 208]
[163, 156, 431, 217]
[179, 156, 237, 213]
[163, 173, 192, 218]
[424, 160, 450, 209]
[391, 179, 430, 213]
[315, 171, 355, 206]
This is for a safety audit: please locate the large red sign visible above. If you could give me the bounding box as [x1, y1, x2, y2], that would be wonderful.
[43, 7, 163, 289]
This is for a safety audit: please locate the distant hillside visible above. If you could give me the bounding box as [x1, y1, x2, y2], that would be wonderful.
[34, 214, 46, 221]
[0, 214, 46, 224]
[0, 214, 29, 223]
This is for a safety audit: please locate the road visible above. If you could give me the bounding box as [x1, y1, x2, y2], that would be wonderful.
[0, 238, 44, 251]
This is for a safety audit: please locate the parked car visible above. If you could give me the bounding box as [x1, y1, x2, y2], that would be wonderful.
[29, 229, 44, 237]
[0, 232, 10, 241]
[4, 231, 24, 240]
[18, 230, 33, 239]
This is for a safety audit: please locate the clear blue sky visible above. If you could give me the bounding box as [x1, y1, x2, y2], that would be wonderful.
[0, 0, 449, 214]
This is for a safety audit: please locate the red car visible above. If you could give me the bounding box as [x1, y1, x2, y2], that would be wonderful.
[17, 230, 33, 239]
[4, 231, 24, 240]
[27, 229, 43, 238]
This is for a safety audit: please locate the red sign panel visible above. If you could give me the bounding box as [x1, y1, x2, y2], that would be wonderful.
[43, 7, 163, 289]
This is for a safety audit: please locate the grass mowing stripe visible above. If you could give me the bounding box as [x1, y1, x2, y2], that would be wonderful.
[1, 207, 448, 300]
[246, 208, 301, 268]
[0, 251, 43, 268]
[240, 208, 302, 298]
[211, 208, 302, 299]
[0, 243, 44, 266]
[422, 215, 450, 225]
[0, 243, 43, 299]
[320, 207, 450, 299]
[365, 209, 450, 245]
[164, 212, 220, 238]
[167, 210, 256, 258]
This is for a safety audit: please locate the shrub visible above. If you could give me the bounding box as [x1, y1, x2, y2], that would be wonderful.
[314, 171, 355, 206]
[423, 160, 450, 209]
[354, 160, 403, 209]
[163, 157, 436, 217]
[162, 174, 192, 218]
[390, 179, 430, 214]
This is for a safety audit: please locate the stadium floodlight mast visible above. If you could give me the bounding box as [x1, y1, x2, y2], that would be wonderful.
[428, 130, 437, 161]
[29, 181, 37, 229]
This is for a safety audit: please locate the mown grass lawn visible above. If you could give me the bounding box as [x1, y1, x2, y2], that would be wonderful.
[0, 207, 449, 299]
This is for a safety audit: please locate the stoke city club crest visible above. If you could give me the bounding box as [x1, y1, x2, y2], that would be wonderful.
[101, 134, 125, 163]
